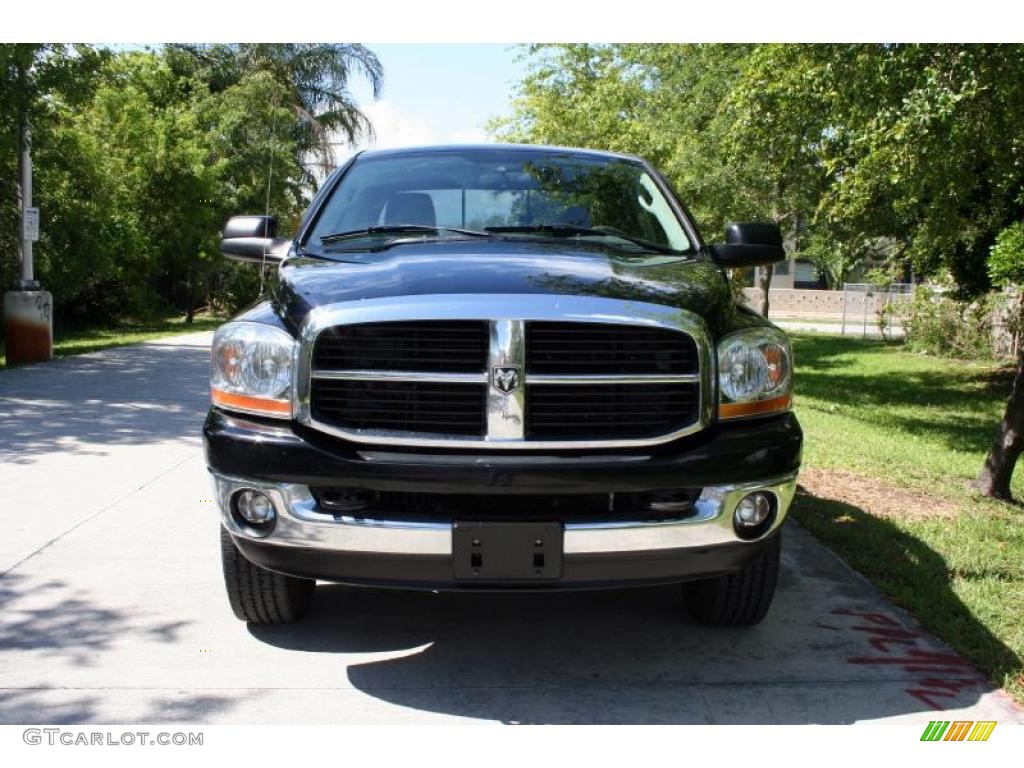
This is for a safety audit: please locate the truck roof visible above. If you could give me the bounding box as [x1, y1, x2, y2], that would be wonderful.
[355, 143, 643, 163]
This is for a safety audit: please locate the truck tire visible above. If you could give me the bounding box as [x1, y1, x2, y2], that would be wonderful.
[220, 527, 315, 624]
[683, 533, 781, 627]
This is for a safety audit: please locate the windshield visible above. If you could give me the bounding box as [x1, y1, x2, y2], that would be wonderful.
[306, 148, 692, 255]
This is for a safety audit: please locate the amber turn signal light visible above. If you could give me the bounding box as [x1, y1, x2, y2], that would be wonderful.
[718, 393, 792, 420]
[211, 387, 291, 417]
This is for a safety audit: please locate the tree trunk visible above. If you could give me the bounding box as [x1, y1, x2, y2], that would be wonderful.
[185, 267, 194, 324]
[976, 292, 1024, 500]
[758, 264, 774, 317]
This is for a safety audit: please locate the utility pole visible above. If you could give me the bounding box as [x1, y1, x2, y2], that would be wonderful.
[3, 92, 54, 365]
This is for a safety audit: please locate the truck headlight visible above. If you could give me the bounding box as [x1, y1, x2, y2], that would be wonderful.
[210, 322, 295, 418]
[717, 327, 792, 420]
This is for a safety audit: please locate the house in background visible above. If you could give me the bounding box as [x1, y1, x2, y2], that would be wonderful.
[748, 234, 914, 291]
[752, 256, 825, 289]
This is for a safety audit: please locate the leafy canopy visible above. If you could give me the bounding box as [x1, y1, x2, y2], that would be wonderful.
[494, 44, 1024, 296]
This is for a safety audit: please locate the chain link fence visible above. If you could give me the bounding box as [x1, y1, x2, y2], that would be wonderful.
[840, 283, 915, 339]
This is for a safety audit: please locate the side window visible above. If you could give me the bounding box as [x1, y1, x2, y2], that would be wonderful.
[637, 173, 686, 250]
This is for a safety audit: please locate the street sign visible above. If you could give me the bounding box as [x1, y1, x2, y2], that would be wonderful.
[23, 207, 39, 241]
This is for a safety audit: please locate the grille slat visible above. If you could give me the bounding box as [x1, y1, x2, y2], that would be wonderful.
[527, 383, 699, 440]
[312, 379, 486, 436]
[314, 321, 488, 373]
[526, 322, 697, 375]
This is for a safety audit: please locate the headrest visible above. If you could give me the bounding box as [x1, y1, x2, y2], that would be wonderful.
[384, 193, 436, 227]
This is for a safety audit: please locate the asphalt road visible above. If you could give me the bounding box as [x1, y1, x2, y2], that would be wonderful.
[0, 332, 1020, 724]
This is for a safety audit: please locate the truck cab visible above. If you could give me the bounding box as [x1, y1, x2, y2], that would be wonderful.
[205, 144, 801, 625]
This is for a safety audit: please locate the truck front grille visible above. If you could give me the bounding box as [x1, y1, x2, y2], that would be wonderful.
[311, 379, 486, 436]
[526, 322, 697, 374]
[300, 298, 707, 449]
[314, 321, 488, 373]
[527, 382, 700, 440]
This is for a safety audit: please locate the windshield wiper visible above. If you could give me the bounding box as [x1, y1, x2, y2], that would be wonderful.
[320, 225, 500, 246]
[483, 224, 681, 255]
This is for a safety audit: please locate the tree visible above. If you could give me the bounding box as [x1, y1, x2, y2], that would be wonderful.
[0, 44, 109, 298]
[976, 223, 1024, 499]
[802, 230, 905, 290]
[168, 44, 383, 184]
[787, 46, 1024, 294]
[796, 45, 1024, 498]
[492, 44, 822, 315]
[711, 45, 831, 314]
[490, 44, 754, 233]
[1, 44, 384, 327]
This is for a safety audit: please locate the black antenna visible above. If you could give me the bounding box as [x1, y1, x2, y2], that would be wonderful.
[260, 100, 279, 295]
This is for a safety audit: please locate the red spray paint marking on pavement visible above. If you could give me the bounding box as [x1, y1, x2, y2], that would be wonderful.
[833, 608, 981, 710]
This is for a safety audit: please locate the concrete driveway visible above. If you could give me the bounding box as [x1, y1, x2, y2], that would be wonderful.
[774, 319, 905, 339]
[0, 332, 1020, 724]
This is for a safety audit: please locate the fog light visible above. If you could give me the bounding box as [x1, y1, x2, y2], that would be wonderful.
[733, 491, 775, 539]
[235, 490, 276, 525]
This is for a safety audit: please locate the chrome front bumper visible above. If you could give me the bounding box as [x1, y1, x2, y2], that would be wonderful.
[212, 471, 797, 556]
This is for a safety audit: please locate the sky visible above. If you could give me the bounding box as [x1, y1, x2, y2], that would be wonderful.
[338, 44, 528, 160]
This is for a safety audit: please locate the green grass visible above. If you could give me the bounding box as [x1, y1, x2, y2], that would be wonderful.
[790, 332, 1024, 702]
[0, 313, 224, 369]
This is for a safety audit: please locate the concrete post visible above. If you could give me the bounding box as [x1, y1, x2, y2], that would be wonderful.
[3, 290, 52, 364]
[19, 128, 37, 289]
[4, 125, 53, 365]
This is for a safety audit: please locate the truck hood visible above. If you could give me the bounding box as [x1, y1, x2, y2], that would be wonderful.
[272, 240, 737, 334]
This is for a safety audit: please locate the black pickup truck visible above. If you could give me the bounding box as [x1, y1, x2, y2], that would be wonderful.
[205, 144, 801, 626]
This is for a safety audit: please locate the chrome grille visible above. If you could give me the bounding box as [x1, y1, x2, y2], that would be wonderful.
[298, 295, 710, 449]
[526, 322, 698, 374]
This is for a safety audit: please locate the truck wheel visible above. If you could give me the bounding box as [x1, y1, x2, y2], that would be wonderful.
[683, 533, 781, 627]
[220, 527, 315, 624]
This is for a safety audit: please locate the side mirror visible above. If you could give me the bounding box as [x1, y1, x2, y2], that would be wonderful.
[710, 222, 786, 268]
[219, 216, 289, 263]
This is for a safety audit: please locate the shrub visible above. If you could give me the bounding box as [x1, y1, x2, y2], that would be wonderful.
[207, 261, 267, 317]
[898, 287, 1001, 360]
[989, 222, 1024, 288]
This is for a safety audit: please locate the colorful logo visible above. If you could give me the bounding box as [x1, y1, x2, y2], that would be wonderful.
[920, 720, 996, 741]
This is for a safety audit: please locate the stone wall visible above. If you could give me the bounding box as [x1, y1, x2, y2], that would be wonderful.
[741, 288, 908, 318]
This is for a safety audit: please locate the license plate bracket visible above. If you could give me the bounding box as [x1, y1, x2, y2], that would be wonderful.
[452, 521, 564, 581]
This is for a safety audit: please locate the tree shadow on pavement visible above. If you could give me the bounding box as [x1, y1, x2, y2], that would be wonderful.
[0, 342, 211, 464]
[0, 688, 101, 725]
[0, 572, 234, 724]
